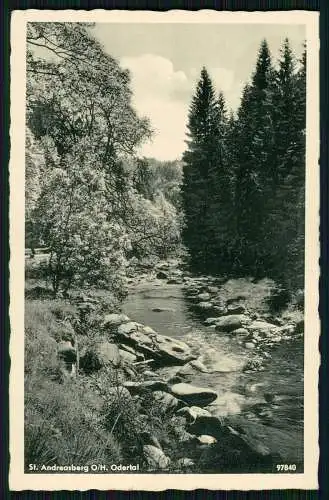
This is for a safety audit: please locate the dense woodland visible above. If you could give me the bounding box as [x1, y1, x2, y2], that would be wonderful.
[182, 40, 306, 293]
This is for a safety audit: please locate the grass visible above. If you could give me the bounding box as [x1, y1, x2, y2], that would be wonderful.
[25, 378, 122, 469]
[24, 278, 189, 472]
[24, 291, 124, 470]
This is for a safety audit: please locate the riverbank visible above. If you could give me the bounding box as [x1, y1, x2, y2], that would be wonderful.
[24, 259, 304, 473]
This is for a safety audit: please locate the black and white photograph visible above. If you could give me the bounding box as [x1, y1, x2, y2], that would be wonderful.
[9, 9, 319, 491]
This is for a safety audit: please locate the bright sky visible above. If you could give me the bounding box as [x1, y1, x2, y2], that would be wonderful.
[92, 23, 305, 161]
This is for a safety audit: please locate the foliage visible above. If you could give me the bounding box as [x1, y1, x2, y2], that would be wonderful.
[26, 22, 183, 296]
[182, 67, 229, 271]
[181, 39, 306, 293]
[126, 191, 181, 260]
[32, 142, 130, 296]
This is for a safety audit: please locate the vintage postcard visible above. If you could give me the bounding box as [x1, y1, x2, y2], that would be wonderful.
[9, 9, 320, 491]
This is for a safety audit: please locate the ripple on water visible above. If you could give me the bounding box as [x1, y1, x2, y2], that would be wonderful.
[123, 280, 304, 463]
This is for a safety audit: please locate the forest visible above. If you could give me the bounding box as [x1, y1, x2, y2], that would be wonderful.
[24, 22, 306, 473]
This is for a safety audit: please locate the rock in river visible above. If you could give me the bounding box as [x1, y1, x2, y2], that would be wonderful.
[198, 435, 217, 445]
[248, 320, 278, 335]
[170, 383, 218, 407]
[117, 322, 195, 365]
[215, 314, 251, 332]
[245, 342, 256, 349]
[177, 405, 212, 423]
[197, 301, 214, 311]
[226, 415, 302, 462]
[204, 317, 221, 326]
[152, 307, 175, 313]
[188, 414, 225, 439]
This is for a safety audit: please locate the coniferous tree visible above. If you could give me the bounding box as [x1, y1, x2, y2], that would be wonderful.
[205, 92, 235, 271]
[271, 41, 306, 291]
[181, 40, 306, 295]
[233, 40, 275, 274]
[182, 67, 220, 271]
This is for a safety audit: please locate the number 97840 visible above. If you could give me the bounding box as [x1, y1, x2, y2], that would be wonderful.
[276, 464, 297, 472]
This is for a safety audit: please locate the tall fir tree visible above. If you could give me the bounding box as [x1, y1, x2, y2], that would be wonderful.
[205, 92, 235, 272]
[182, 67, 221, 272]
[233, 40, 276, 274]
[270, 41, 306, 291]
[181, 40, 306, 294]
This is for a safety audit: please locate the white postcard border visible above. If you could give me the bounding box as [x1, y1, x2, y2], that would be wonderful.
[9, 9, 320, 491]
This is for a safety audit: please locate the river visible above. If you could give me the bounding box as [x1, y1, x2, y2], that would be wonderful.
[123, 278, 304, 470]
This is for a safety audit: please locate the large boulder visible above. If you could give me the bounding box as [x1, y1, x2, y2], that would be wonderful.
[123, 380, 169, 394]
[170, 383, 218, 407]
[248, 320, 279, 336]
[118, 321, 144, 336]
[117, 322, 194, 365]
[197, 301, 214, 311]
[143, 445, 170, 470]
[215, 314, 251, 332]
[119, 343, 143, 358]
[103, 313, 130, 327]
[119, 348, 137, 364]
[80, 342, 120, 373]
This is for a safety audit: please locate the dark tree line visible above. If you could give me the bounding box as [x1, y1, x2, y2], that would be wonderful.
[181, 39, 306, 293]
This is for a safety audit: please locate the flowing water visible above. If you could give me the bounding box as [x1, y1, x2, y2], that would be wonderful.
[123, 278, 304, 469]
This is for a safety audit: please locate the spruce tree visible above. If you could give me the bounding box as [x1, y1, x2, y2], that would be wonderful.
[271, 41, 306, 291]
[205, 92, 235, 272]
[181, 67, 220, 272]
[233, 40, 275, 274]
